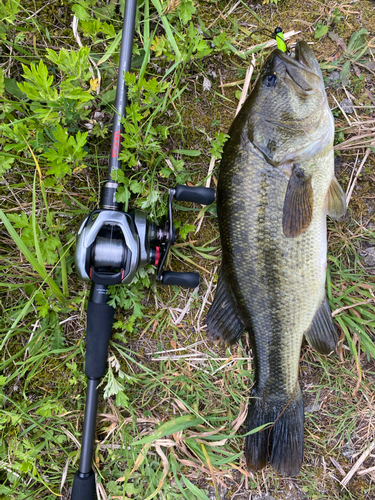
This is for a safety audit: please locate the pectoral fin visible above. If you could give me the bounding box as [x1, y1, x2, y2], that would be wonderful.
[304, 296, 337, 354]
[205, 268, 246, 345]
[325, 176, 347, 219]
[283, 165, 313, 238]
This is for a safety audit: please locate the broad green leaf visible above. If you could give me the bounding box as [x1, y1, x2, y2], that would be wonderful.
[209, 132, 230, 159]
[0, 155, 14, 175]
[115, 391, 129, 408]
[178, 0, 196, 24]
[115, 185, 131, 207]
[0, 0, 20, 24]
[340, 60, 351, 84]
[72, 3, 91, 20]
[80, 19, 102, 36]
[51, 313, 64, 349]
[314, 23, 329, 39]
[36, 400, 64, 417]
[4, 77, 27, 98]
[18, 60, 58, 102]
[46, 161, 71, 178]
[43, 125, 88, 178]
[100, 87, 116, 107]
[103, 369, 125, 399]
[65, 87, 93, 102]
[133, 301, 144, 318]
[40, 235, 60, 265]
[101, 21, 116, 38]
[347, 28, 368, 54]
[140, 190, 160, 209]
[46, 47, 90, 80]
[179, 223, 195, 240]
[129, 180, 144, 194]
[172, 149, 201, 156]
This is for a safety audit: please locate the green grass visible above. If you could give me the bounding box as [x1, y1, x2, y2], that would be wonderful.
[1, 0, 375, 499]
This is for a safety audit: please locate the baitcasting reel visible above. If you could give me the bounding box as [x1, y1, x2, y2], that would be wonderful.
[75, 183, 215, 289]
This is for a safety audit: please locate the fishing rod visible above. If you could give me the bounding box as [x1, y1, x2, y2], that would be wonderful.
[71, 1, 215, 499]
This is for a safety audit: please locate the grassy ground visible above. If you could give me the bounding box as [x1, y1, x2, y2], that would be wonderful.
[1, 0, 375, 499]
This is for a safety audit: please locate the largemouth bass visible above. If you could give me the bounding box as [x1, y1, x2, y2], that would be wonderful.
[206, 42, 346, 476]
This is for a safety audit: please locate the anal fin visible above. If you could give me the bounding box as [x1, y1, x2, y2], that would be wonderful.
[304, 295, 337, 354]
[205, 268, 245, 345]
[325, 176, 346, 219]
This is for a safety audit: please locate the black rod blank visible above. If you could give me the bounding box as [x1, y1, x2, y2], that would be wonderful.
[108, 0, 138, 178]
[78, 378, 100, 474]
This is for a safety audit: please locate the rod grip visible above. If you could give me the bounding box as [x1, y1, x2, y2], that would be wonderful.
[71, 471, 96, 500]
[174, 185, 215, 205]
[85, 301, 115, 379]
[161, 271, 199, 288]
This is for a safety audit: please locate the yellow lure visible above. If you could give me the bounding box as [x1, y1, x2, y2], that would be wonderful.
[275, 27, 287, 52]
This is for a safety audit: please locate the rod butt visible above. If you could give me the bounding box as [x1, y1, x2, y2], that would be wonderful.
[71, 470, 96, 500]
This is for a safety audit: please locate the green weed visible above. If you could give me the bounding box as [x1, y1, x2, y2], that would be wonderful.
[1, 1, 375, 499]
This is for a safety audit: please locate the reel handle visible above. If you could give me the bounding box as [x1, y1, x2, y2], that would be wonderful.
[174, 185, 215, 205]
[160, 271, 199, 288]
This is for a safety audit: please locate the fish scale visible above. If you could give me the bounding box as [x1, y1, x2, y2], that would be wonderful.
[219, 144, 328, 396]
[206, 42, 347, 476]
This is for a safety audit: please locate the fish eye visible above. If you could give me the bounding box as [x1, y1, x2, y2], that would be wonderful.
[263, 74, 277, 87]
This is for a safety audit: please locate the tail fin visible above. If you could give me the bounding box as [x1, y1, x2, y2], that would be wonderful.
[246, 386, 304, 477]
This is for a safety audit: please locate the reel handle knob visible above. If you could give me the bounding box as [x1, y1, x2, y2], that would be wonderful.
[160, 271, 199, 288]
[174, 185, 215, 205]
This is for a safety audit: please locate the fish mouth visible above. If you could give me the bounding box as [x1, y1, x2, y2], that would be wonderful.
[264, 42, 323, 95]
[293, 41, 322, 75]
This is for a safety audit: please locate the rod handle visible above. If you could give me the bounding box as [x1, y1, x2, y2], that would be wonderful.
[85, 301, 115, 379]
[174, 185, 215, 205]
[71, 471, 96, 500]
